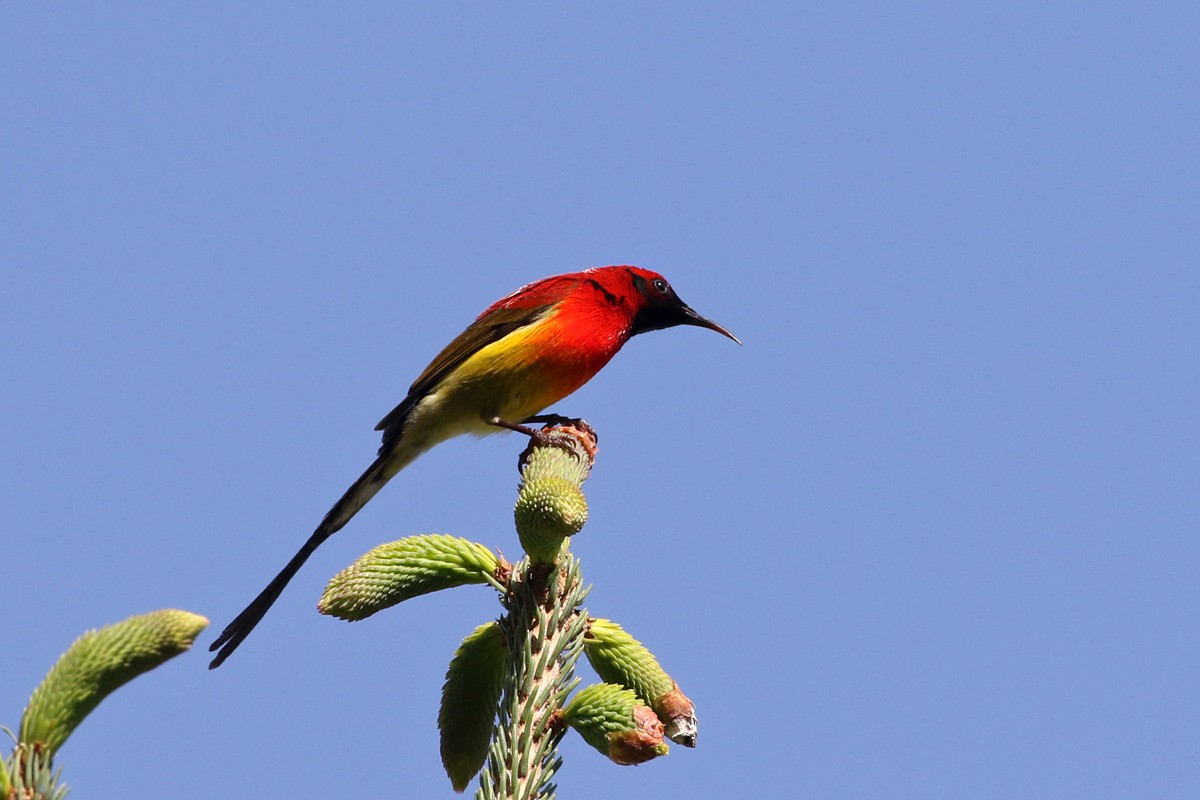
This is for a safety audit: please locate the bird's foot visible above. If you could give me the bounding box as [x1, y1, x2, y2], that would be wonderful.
[489, 414, 599, 474]
[489, 413, 584, 440]
[520, 413, 580, 427]
[489, 414, 597, 453]
[488, 417, 544, 438]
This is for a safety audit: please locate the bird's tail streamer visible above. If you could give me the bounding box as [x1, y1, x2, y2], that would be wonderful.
[208, 453, 396, 668]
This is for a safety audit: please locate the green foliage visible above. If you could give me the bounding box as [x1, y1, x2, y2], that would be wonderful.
[19, 610, 208, 756]
[584, 619, 674, 709]
[4, 743, 69, 800]
[476, 556, 589, 800]
[439, 622, 507, 792]
[513, 476, 587, 563]
[585, 618, 697, 746]
[318, 534, 501, 620]
[561, 683, 668, 765]
[512, 429, 593, 564]
[6, 609, 207, 799]
[323, 421, 697, 795]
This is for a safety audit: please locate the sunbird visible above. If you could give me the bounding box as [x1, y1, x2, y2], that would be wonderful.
[209, 266, 738, 668]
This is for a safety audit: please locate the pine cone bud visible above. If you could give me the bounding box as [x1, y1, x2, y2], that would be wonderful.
[514, 476, 588, 563]
[562, 683, 669, 765]
[439, 621, 507, 792]
[20, 609, 208, 755]
[584, 618, 697, 746]
[319, 534, 499, 620]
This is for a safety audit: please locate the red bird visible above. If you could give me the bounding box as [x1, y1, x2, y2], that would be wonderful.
[210, 266, 738, 667]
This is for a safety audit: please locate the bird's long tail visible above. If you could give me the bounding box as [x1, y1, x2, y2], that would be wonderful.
[208, 452, 399, 669]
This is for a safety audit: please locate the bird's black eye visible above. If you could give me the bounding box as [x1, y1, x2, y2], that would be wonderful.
[652, 278, 670, 294]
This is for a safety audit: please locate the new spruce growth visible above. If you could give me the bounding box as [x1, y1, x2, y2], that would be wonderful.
[321, 421, 698, 797]
[4, 609, 207, 799]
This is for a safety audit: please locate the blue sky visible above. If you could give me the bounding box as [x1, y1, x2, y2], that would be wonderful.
[3, 4, 1197, 798]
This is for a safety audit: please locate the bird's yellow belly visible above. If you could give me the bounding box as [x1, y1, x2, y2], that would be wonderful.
[402, 346, 597, 447]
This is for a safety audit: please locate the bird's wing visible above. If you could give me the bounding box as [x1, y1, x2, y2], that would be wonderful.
[374, 300, 557, 442]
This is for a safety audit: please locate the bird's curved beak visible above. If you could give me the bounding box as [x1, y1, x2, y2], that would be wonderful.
[681, 305, 742, 345]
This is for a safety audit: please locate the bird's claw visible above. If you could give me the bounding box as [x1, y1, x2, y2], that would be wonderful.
[520, 413, 579, 427]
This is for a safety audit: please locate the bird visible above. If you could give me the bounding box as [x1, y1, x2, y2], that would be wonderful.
[208, 265, 739, 668]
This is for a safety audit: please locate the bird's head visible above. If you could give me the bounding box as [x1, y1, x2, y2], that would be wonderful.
[609, 266, 741, 344]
